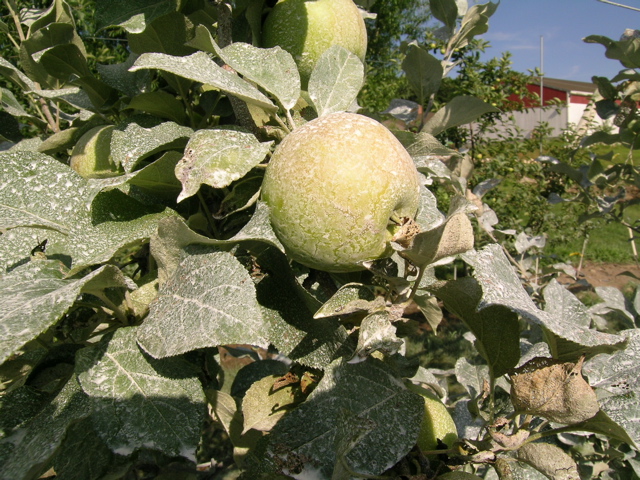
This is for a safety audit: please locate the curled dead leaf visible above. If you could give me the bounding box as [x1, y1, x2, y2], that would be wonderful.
[509, 356, 599, 424]
[517, 442, 580, 480]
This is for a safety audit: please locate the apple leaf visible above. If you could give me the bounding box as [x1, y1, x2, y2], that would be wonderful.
[128, 12, 196, 57]
[241, 375, 297, 434]
[0, 151, 86, 233]
[245, 358, 423, 479]
[188, 27, 300, 111]
[308, 45, 365, 117]
[126, 91, 187, 124]
[0, 152, 177, 276]
[395, 212, 474, 267]
[583, 329, 640, 446]
[95, 0, 180, 33]
[462, 244, 626, 358]
[433, 277, 520, 378]
[150, 203, 283, 285]
[136, 248, 269, 358]
[451, 2, 499, 52]
[110, 119, 192, 172]
[352, 311, 403, 360]
[0, 260, 133, 365]
[175, 128, 272, 202]
[52, 418, 120, 480]
[543, 279, 592, 328]
[430, 0, 459, 32]
[130, 51, 277, 112]
[0, 377, 91, 480]
[313, 283, 382, 319]
[253, 246, 354, 368]
[76, 327, 205, 459]
[421, 95, 499, 136]
[402, 42, 443, 104]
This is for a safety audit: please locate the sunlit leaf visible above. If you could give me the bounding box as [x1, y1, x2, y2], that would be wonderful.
[175, 128, 272, 202]
[188, 27, 300, 110]
[308, 45, 364, 117]
[0, 152, 177, 275]
[130, 51, 277, 111]
[462, 244, 626, 359]
[137, 248, 268, 358]
[110, 118, 192, 172]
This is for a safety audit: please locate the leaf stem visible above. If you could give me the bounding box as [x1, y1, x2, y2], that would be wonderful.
[198, 190, 221, 238]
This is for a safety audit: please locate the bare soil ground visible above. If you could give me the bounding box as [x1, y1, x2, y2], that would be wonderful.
[560, 261, 640, 290]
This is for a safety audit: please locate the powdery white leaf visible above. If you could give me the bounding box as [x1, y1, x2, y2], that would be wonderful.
[110, 119, 192, 173]
[313, 283, 382, 319]
[352, 311, 403, 361]
[543, 279, 592, 329]
[395, 212, 474, 267]
[253, 247, 354, 369]
[76, 327, 205, 459]
[462, 244, 626, 357]
[516, 442, 580, 480]
[0, 377, 91, 480]
[130, 51, 277, 111]
[188, 27, 300, 110]
[0, 151, 86, 233]
[175, 128, 272, 202]
[0, 261, 133, 365]
[308, 45, 364, 117]
[246, 358, 423, 479]
[581, 329, 640, 446]
[0, 152, 176, 275]
[137, 249, 268, 358]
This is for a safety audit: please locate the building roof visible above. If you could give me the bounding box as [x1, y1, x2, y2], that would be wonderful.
[530, 77, 596, 95]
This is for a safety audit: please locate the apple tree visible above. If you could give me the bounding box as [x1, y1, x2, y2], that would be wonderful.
[0, 0, 638, 479]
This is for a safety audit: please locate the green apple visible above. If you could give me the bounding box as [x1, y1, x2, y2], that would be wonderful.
[261, 112, 421, 272]
[406, 382, 458, 452]
[262, 0, 367, 85]
[69, 125, 123, 179]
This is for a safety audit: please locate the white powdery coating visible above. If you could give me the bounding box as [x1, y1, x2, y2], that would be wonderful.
[262, 112, 421, 272]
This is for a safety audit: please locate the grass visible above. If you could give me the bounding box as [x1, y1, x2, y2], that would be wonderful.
[475, 136, 640, 265]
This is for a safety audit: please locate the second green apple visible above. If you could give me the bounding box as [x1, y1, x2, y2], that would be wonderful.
[262, 0, 368, 85]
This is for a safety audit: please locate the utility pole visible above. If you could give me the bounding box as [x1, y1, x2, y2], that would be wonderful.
[540, 35, 544, 154]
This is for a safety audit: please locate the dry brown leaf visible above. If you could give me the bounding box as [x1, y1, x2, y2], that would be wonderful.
[517, 442, 580, 480]
[509, 356, 599, 424]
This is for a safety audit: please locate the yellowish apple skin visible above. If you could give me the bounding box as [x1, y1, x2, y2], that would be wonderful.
[261, 112, 421, 273]
[69, 125, 122, 179]
[262, 0, 367, 85]
[406, 382, 458, 452]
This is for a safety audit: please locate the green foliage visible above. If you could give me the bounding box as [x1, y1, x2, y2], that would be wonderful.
[1, 0, 640, 479]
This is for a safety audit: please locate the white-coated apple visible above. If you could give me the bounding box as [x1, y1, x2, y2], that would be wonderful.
[261, 0, 367, 85]
[261, 112, 422, 272]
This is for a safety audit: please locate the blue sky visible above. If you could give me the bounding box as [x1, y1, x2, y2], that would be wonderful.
[476, 0, 638, 83]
